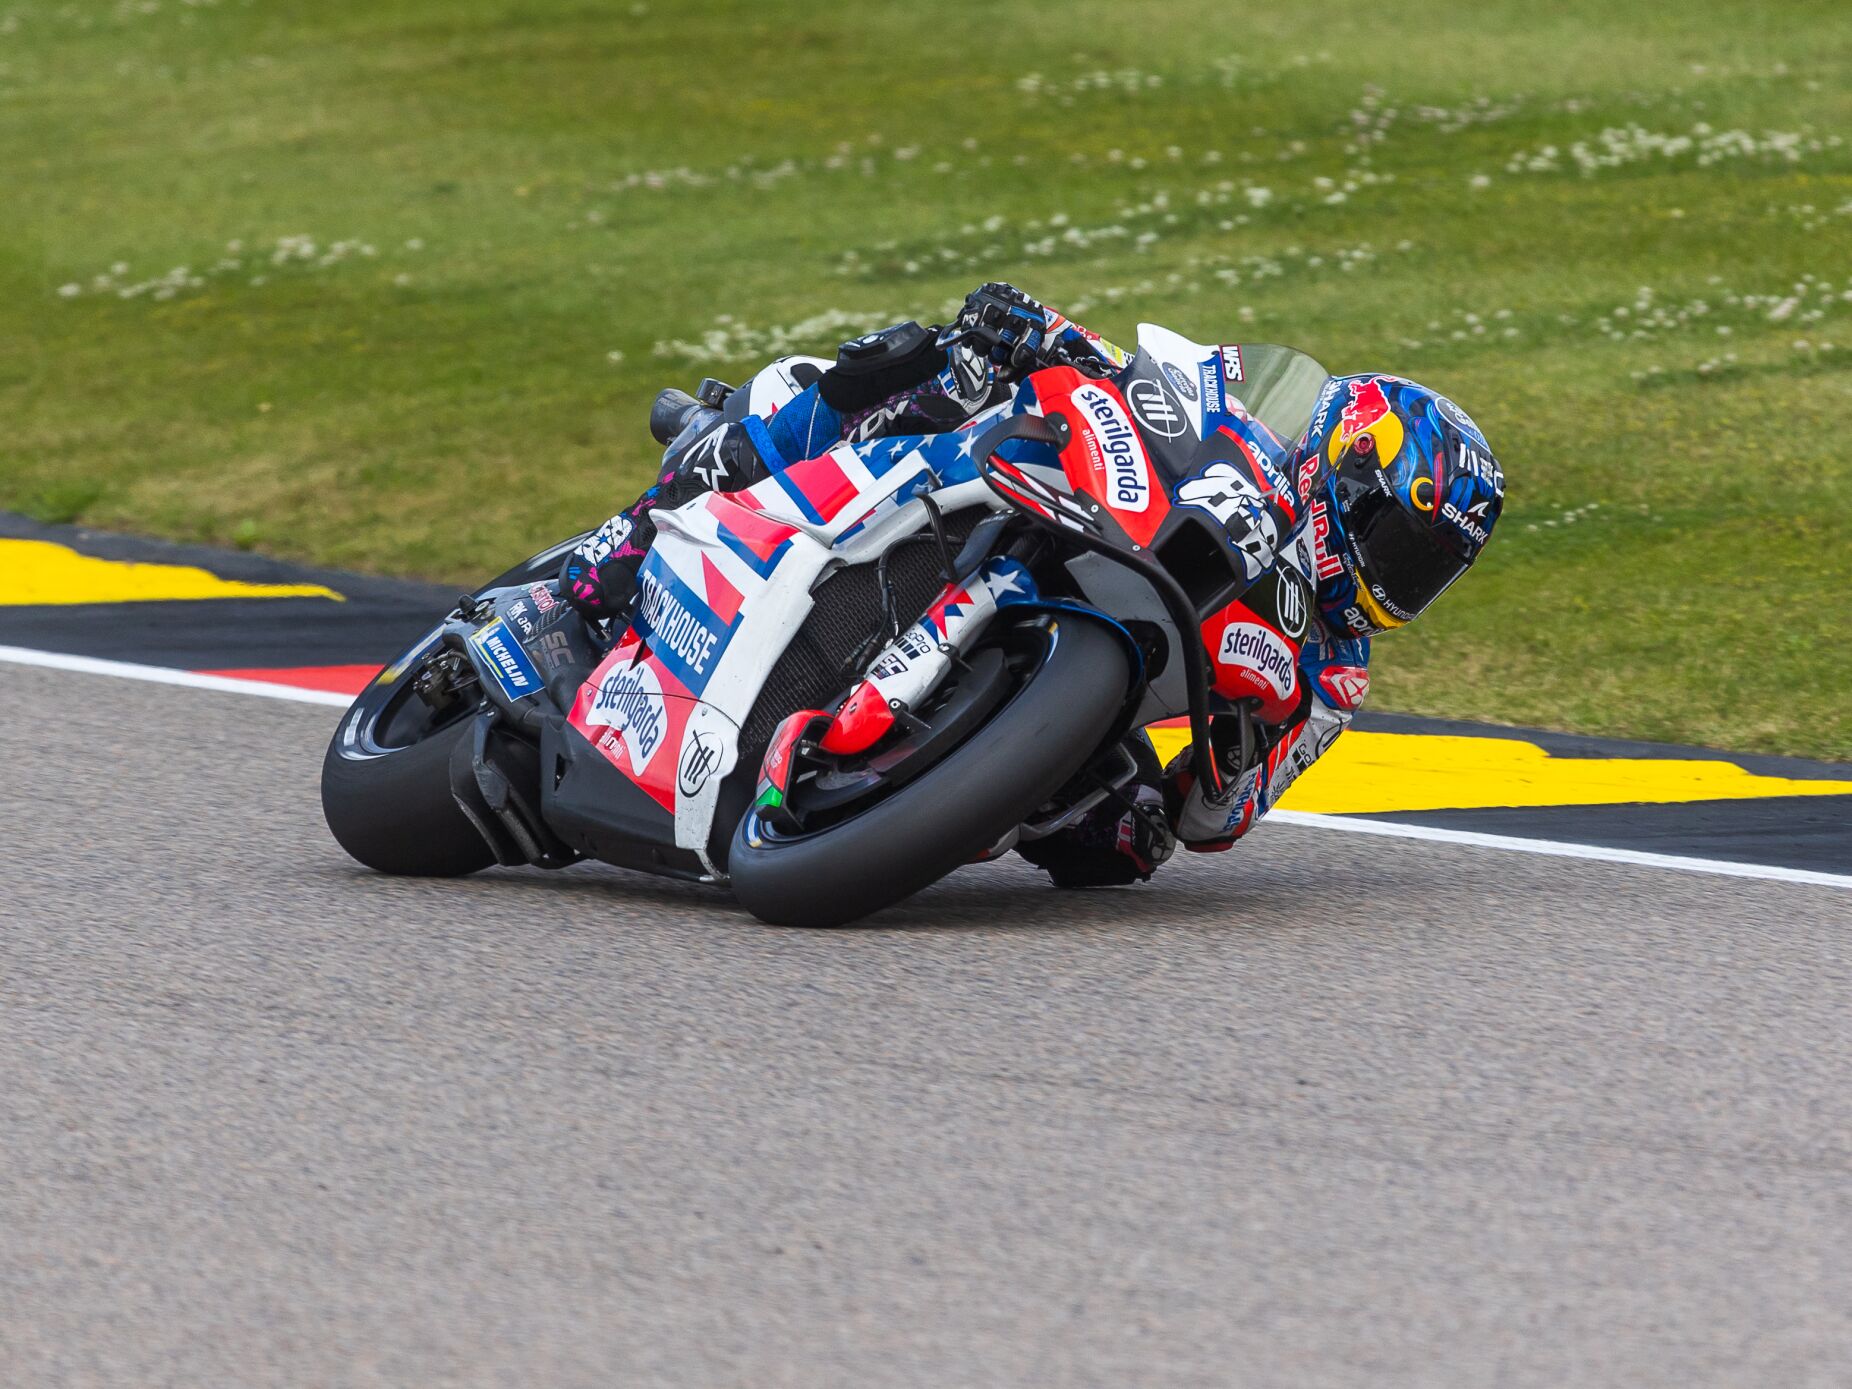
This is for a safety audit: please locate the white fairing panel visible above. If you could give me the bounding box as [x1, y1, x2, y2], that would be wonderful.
[1135, 322, 1217, 439]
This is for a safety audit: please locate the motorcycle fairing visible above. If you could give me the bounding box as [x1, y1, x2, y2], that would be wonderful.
[571, 634, 687, 806]
[557, 338, 1337, 878]
[742, 429, 963, 541]
[538, 709, 711, 881]
[565, 632, 747, 854]
[1028, 365, 1174, 547]
[565, 491, 834, 870]
[1198, 577, 1309, 724]
[1129, 322, 1215, 443]
[566, 411, 1036, 872]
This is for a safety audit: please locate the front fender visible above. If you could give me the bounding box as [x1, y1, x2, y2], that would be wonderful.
[999, 600, 1147, 736]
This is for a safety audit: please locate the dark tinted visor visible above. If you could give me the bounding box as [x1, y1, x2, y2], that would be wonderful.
[1337, 477, 1471, 622]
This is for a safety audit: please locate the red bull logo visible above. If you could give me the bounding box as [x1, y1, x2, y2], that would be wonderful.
[1339, 378, 1392, 439]
[1329, 377, 1404, 468]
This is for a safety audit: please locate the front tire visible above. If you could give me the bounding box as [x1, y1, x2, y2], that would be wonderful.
[727, 616, 1131, 927]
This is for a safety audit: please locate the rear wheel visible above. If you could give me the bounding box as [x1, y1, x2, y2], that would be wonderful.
[727, 616, 1131, 927]
[321, 633, 494, 877]
[321, 539, 598, 876]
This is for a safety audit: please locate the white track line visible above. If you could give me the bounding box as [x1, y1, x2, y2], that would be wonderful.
[0, 643, 352, 707]
[5, 641, 1848, 890]
[1268, 811, 1852, 890]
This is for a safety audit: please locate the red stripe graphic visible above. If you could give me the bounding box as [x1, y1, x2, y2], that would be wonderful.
[197, 664, 379, 695]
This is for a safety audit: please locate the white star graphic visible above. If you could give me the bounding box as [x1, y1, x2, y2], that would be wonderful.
[987, 565, 1026, 599]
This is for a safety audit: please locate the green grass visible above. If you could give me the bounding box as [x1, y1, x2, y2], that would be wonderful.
[3, 0, 1849, 756]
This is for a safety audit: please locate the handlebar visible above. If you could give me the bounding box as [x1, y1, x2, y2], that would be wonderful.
[934, 320, 1114, 381]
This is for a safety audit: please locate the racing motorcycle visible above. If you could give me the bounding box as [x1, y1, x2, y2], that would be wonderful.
[321, 325, 1333, 926]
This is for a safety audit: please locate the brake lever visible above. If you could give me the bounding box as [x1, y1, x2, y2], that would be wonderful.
[941, 317, 1111, 380]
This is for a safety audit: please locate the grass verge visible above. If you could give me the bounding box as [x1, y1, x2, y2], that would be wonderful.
[3, 0, 1848, 756]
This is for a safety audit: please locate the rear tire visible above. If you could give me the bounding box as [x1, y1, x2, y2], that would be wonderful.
[321, 680, 495, 878]
[727, 616, 1130, 927]
[322, 543, 600, 878]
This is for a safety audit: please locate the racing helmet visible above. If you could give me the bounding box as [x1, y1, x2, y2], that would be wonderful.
[1298, 374, 1505, 634]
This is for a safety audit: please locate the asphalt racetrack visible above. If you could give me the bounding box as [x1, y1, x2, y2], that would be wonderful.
[6, 659, 1851, 1387]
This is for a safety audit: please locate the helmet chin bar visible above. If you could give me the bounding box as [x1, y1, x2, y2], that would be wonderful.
[1352, 582, 1409, 631]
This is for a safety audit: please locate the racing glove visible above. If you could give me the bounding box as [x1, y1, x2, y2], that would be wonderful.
[560, 511, 647, 620]
[1163, 696, 1308, 850]
[816, 320, 950, 416]
[954, 281, 1052, 372]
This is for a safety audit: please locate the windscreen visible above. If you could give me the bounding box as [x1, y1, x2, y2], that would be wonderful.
[1219, 343, 1333, 446]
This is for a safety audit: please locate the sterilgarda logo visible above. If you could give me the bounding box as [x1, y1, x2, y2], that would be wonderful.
[586, 660, 667, 772]
[1071, 382, 1151, 513]
[1217, 622, 1296, 699]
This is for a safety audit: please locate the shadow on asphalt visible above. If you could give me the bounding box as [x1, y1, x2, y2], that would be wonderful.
[304, 852, 1322, 938]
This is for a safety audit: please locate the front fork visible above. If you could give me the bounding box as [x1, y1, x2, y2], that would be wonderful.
[820, 557, 1039, 755]
[749, 557, 1041, 829]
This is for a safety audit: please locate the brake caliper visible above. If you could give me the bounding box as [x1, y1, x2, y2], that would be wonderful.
[412, 647, 474, 715]
[753, 709, 833, 834]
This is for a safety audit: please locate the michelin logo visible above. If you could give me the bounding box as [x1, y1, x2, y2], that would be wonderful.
[473, 620, 541, 700]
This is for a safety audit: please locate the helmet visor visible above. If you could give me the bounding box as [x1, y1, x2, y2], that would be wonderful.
[1338, 479, 1472, 625]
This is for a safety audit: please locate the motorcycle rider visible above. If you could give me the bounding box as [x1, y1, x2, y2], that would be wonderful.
[563, 283, 1506, 888]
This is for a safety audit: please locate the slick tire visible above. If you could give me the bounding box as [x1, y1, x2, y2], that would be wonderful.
[321, 706, 495, 878]
[727, 616, 1130, 928]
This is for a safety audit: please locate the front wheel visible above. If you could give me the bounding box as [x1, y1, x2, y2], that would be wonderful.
[727, 616, 1132, 927]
